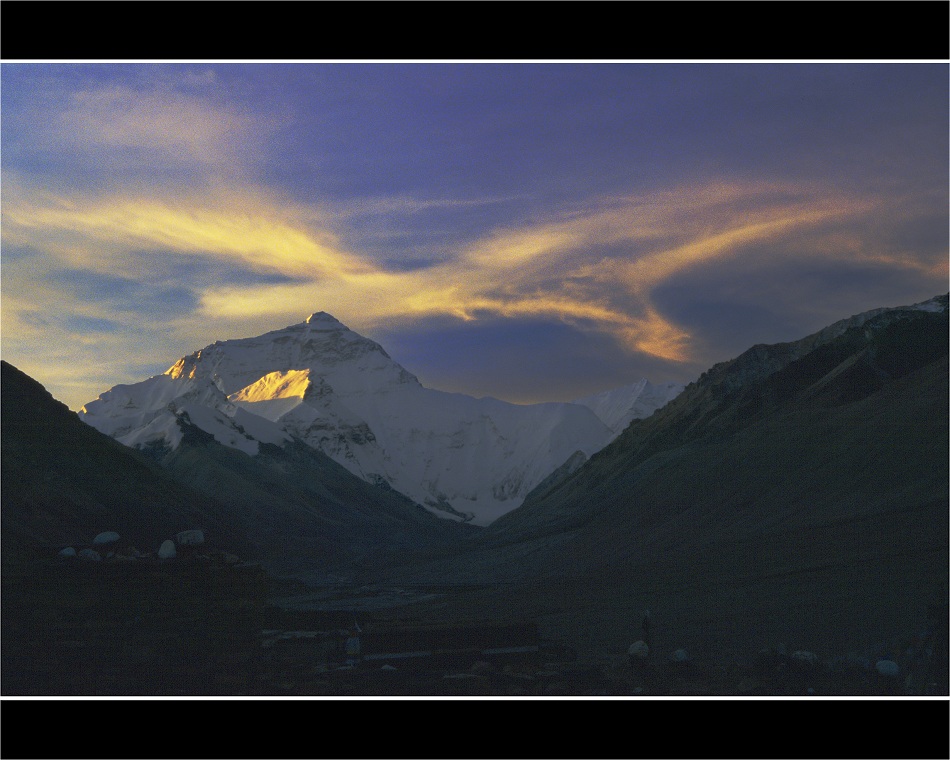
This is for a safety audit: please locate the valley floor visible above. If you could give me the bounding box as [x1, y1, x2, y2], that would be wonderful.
[2, 557, 946, 698]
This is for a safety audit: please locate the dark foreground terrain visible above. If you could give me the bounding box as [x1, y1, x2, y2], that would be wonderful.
[3, 555, 946, 698]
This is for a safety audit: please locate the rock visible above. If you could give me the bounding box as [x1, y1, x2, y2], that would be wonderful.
[628, 640, 649, 659]
[93, 531, 121, 545]
[77, 548, 101, 561]
[157, 540, 176, 559]
[57, 547, 77, 558]
[791, 650, 819, 667]
[670, 648, 689, 662]
[176, 529, 205, 546]
[875, 659, 900, 677]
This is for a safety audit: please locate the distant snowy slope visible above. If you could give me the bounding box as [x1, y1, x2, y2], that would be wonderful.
[573, 379, 685, 434]
[80, 311, 681, 525]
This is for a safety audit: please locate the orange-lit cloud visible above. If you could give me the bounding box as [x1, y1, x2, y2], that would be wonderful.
[190, 182, 891, 366]
[2, 177, 359, 280]
[6, 173, 927, 376]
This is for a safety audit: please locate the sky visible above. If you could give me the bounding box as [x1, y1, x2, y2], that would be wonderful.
[2, 62, 947, 411]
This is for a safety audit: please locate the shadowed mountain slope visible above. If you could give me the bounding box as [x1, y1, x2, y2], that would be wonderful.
[1, 360, 247, 564]
[384, 296, 949, 668]
[492, 294, 949, 543]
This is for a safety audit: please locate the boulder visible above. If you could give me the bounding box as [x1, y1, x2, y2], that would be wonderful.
[78, 548, 101, 561]
[57, 547, 77, 558]
[157, 540, 176, 559]
[93, 531, 121, 545]
[628, 640, 649, 659]
[175, 529, 205, 546]
[791, 650, 819, 667]
[875, 659, 900, 678]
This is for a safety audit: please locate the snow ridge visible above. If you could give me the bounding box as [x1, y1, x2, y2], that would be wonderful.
[573, 379, 686, 434]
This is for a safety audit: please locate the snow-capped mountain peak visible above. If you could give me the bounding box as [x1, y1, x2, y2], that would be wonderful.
[79, 312, 682, 525]
[306, 311, 344, 328]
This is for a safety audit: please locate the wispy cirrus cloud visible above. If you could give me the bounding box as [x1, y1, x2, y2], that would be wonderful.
[7, 172, 939, 362]
[2, 180, 354, 280]
[185, 181, 922, 362]
[2, 65, 274, 188]
[58, 85, 254, 167]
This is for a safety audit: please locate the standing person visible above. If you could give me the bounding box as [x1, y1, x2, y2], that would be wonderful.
[641, 610, 653, 651]
[344, 620, 362, 666]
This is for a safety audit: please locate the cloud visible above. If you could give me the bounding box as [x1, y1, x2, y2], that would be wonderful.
[4, 64, 946, 414]
[9, 171, 940, 383]
[2, 176, 359, 280]
[191, 180, 931, 366]
[2, 67, 274, 189]
[60, 86, 250, 166]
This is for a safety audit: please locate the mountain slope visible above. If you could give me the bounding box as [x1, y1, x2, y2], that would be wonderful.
[141, 424, 476, 582]
[572, 379, 684, 434]
[493, 294, 949, 539]
[80, 312, 678, 525]
[0, 360, 247, 563]
[383, 295, 949, 666]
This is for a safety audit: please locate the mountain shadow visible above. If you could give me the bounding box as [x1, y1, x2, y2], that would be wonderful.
[383, 297, 949, 676]
[1, 360, 249, 564]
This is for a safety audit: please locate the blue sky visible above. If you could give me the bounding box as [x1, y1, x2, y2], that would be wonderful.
[2, 62, 947, 410]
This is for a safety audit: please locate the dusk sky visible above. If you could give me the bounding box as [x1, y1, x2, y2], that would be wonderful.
[2, 62, 947, 411]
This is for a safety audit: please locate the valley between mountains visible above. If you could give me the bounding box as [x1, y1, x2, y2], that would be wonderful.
[2, 294, 947, 696]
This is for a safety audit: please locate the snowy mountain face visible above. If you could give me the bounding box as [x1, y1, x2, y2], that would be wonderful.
[572, 379, 685, 435]
[79, 312, 681, 525]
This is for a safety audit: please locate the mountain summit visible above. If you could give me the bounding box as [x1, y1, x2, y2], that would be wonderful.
[80, 314, 681, 525]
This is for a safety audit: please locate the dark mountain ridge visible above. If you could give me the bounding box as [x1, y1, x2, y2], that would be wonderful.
[1, 360, 248, 564]
[491, 294, 949, 541]
[382, 296, 948, 668]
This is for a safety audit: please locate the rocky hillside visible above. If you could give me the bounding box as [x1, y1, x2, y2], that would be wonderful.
[1, 360, 247, 564]
[381, 296, 949, 671]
